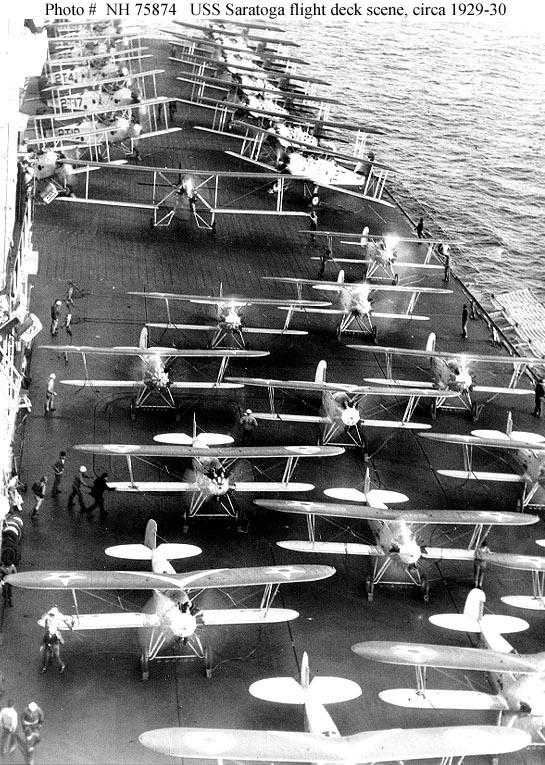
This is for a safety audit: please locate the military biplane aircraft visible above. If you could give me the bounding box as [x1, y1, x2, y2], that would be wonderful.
[139, 652, 530, 762]
[41, 46, 152, 88]
[127, 287, 331, 350]
[303, 228, 449, 283]
[352, 587, 545, 744]
[349, 331, 537, 420]
[50, 157, 313, 231]
[226, 359, 457, 452]
[255, 486, 537, 601]
[418, 410, 545, 511]
[40, 68, 165, 115]
[262, 272, 451, 342]
[6, 519, 334, 680]
[26, 98, 180, 169]
[74, 441, 344, 532]
[41, 327, 267, 419]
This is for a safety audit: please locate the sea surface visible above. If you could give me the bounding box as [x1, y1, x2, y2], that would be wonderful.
[285, 16, 545, 301]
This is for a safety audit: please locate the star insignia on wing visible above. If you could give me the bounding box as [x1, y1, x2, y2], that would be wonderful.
[43, 573, 87, 586]
[265, 566, 304, 579]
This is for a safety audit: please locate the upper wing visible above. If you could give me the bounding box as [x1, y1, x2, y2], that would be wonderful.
[420, 432, 545, 451]
[128, 291, 329, 308]
[73, 444, 345, 458]
[225, 377, 459, 399]
[139, 726, 530, 762]
[351, 641, 538, 674]
[348, 343, 545, 366]
[40, 344, 269, 359]
[253, 500, 537, 526]
[6, 565, 335, 591]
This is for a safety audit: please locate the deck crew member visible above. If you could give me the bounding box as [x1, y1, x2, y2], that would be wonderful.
[461, 304, 469, 339]
[534, 378, 545, 417]
[239, 409, 258, 445]
[415, 216, 425, 239]
[51, 452, 67, 496]
[473, 538, 491, 589]
[44, 373, 57, 415]
[67, 466, 92, 513]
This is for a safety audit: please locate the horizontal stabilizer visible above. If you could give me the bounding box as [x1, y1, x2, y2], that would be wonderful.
[429, 614, 481, 633]
[278, 540, 382, 556]
[200, 608, 299, 626]
[429, 613, 528, 636]
[324, 488, 409, 505]
[105, 543, 201, 560]
[249, 676, 361, 705]
[379, 688, 509, 711]
[501, 595, 545, 611]
[437, 469, 524, 482]
[153, 433, 233, 446]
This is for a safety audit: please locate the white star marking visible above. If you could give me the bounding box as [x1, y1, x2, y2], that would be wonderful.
[43, 573, 87, 586]
[265, 566, 305, 579]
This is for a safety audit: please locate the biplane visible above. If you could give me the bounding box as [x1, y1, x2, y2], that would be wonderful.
[226, 359, 455, 452]
[349, 331, 536, 420]
[353, 588, 545, 744]
[262, 272, 451, 342]
[139, 651, 530, 762]
[6, 519, 334, 680]
[255, 480, 537, 601]
[49, 157, 317, 231]
[41, 326, 267, 419]
[74, 441, 345, 532]
[127, 287, 331, 350]
[419, 411, 545, 512]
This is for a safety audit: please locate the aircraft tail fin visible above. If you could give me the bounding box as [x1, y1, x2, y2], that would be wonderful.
[337, 269, 345, 285]
[139, 326, 149, 350]
[425, 332, 436, 353]
[144, 518, 157, 551]
[315, 360, 327, 384]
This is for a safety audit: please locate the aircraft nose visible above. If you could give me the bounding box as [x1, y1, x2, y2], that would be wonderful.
[170, 611, 197, 639]
[399, 540, 421, 566]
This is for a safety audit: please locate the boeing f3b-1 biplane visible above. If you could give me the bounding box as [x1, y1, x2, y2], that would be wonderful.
[127, 286, 331, 350]
[73, 440, 344, 533]
[255, 476, 537, 602]
[353, 587, 545, 746]
[41, 327, 268, 420]
[48, 157, 314, 232]
[139, 648, 531, 762]
[349, 331, 537, 420]
[6, 519, 335, 680]
[262, 272, 452, 343]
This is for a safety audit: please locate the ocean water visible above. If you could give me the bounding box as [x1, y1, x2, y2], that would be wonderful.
[286, 17, 545, 300]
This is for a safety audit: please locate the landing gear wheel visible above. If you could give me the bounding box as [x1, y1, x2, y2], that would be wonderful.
[140, 654, 149, 681]
[236, 510, 249, 534]
[182, 510, 189, 535]
[471, 402, 479, 422]
[175, 408, 181, 423]
[211, 221, 217, 239]
[430, 399, 437, 420]
[365, 577, 374, 602]
[204, 645, 213, 679]
[516, 497, 523, 513]
[335, 324, 342, 341]
[371, 325, 378, 344]
[130, 400, 136, 421]
[393, 274, 399, 285]
[149, 217, 154, 231]
[244, 341, 251, 351]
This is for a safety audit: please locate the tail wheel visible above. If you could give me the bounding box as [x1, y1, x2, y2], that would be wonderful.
[204, 645, 213, 679]
[430, 399, 437, 420]
[130, 400, 136, 421]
